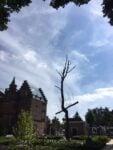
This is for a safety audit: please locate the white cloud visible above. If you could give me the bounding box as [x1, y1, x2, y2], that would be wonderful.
[89, 0, 102, 18]
[65, 87, 113, 119]
[70, 50, 89, 63]
[0, 51, 7, 61]
[66, 87, 113, 105]
[23, 50, 37, 63]
[86, 0, 113, 49]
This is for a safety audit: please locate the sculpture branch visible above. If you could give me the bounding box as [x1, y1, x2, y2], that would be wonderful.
[66, 101, 79, 109]
[56, 56, 78, 140]
[56, 101, 79, 115]
[55, 85, 61, 90]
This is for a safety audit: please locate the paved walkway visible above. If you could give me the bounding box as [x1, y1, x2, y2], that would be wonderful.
[103, 139, 113, 150]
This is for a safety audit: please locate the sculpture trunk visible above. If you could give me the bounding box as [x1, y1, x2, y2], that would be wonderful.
[61, 78, 70, 140]
[64, 109, 70, 140]
[56, 57, 77, 141]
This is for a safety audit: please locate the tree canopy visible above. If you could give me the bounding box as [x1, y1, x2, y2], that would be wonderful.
[0, 0, 113, 31]
[85, 107, 113, 127]
[51, 116, 61, 135]
[50, 0, 113, 25]
[73, 112, 82, 121]
[13, 110, 36, 143]
[0, 0, 31, 31]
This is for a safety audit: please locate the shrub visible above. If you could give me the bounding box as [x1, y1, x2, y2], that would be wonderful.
[0, 136, 16, 145]
[51, 141, 82, 150]
[92, 135, 109, 143]
[45, 135, 63, 140]
[82, 136, 109, 150]
[72, 135, 87, 141]
[13, 110, 36, 145]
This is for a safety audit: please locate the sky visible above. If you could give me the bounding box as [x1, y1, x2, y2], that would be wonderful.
[0, 0, 113, 121]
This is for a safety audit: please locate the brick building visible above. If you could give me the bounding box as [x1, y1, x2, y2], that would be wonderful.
[0, 78, 47, 135]
[69, 118, 86, 136]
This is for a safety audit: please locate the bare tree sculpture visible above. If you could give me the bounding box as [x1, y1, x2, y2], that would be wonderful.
[56, 56, 78, 140]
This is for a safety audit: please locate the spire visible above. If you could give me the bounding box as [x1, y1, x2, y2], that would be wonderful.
[9, 77, 17, 93]
[11, 77, 15, 84]
[19, 80, 32, 98]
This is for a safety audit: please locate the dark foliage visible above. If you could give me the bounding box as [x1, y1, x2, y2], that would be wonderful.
[50, 0, 113, 26]
[0, 0, 113, 31]
[73, 112, 82, 121]
[51, 141, 82, 150]
[85, 107, 113, 127]
[0, 0, 31, 30]
[102, 0, 113, 25]
[50, 0, 90, 9]
[50, 117, 61, 135]
[82, 136, 108, 150]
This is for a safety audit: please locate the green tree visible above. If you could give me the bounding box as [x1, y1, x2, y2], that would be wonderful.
[73, 112, 82, 121]
[51, 116, 61, 135]
[13, 110, 36, 144]
[0, 0, 31, 31]
[85, 107, 113, 127]
[85, 109, 94, 127]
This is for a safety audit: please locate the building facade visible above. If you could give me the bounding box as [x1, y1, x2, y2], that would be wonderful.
[0, 78, 47, 135]
[69, 119, 86, 136]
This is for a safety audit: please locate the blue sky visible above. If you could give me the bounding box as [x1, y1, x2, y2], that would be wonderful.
[0, 0, 113, 120]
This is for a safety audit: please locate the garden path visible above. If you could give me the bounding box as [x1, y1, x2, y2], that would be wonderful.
[103, 139, 113, 150]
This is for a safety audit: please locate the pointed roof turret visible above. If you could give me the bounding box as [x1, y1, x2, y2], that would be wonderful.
[9, 77, 17, 93]
[11, 77, 15, 85]
[19, 80, 32, 98]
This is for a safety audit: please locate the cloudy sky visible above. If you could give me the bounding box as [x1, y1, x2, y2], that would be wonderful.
[0, 0, 113, 120]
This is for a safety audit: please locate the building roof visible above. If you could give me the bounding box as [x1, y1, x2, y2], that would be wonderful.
[0, 79, 47, 103]
[31, 87, 47, 102]
[0, 88, 5, 93]
[0, 91, 4, 97]
[68, 118, 84, 122]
